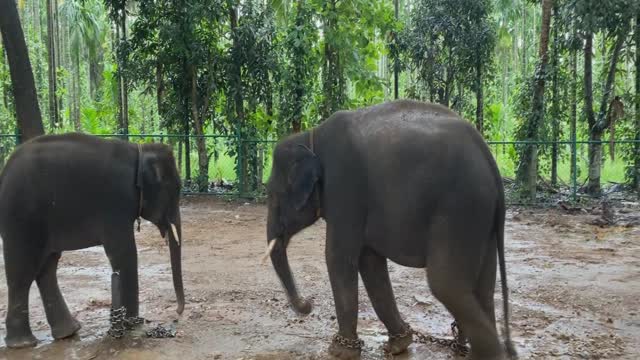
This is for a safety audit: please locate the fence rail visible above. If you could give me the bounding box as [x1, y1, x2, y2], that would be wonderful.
[0, 133, 638, 203]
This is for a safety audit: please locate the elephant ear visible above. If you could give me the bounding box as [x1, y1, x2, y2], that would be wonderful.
[142, 153, 164, 184]
[288, 147, 322, 211]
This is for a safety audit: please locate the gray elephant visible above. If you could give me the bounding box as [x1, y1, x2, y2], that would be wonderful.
[0, 133, 185, 348]
[264, 100, 516, 359]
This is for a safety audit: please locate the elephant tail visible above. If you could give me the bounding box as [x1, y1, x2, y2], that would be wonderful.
[496, 197, 517, 359]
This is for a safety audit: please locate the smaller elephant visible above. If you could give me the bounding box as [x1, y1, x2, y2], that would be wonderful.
[264, 100, 517, 359]
[0, 133, 185, 348]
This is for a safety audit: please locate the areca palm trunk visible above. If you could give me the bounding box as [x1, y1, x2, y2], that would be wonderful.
[73, 49, 81, 131]
[46, 0, 59, 129]
[635, 13, 640, 193]
[0, 0, 45, 141]
[586, 22, 630, 195]
[515, 0, 553, 200]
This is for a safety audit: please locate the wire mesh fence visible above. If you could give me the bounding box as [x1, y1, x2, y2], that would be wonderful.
[0, 132, 638, 204]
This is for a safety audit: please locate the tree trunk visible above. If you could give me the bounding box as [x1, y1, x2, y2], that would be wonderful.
[292, 76, 303, 133]
[115, 23, 123, 133]
[89, 48, 103, 100]
[183, 97, 191, 182]
[321, 0, 344, 119]
[46, 0, 59, 129]
[177, 139, 183, 177]
[522, 5, 528, 74]
[30, 0, 46, 116]
[515, 0, 553, 200]
[393, 0, 399, 100]
[0, 0, 45, 141]
[191, 67, 209, 192]
[119, 10, 129, 138]
[475, 58, 484, 136]
[635, 13, 640, 193]
[550, 7, 559, 186]
[570, 34, 578, 188]
[54, 0, 62, 126]
[156, 62, 164, 119]
[584, 32, 597, 194]
[73, 50, 81, 131]
[587, 22, 630, 195]
[229, 2, 247, 193]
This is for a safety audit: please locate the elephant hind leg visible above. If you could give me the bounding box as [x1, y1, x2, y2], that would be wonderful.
[426, 262, 503, 360]
[3, 245, 38, 348]
[36, 252, 81, 340]
[474, 237, 498, 328]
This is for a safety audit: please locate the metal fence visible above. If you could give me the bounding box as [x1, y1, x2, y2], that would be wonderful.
[0, 133, 638, 203]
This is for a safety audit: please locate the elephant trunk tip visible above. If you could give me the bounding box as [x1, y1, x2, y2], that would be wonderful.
[176, 300, 185, 315]
[292, 297, 313, 315]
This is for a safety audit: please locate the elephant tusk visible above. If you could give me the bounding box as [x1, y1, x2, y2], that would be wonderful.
[171, 223, 180, 246]
[261, 239, 277, 264]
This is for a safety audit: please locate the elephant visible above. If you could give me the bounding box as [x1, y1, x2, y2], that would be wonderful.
[264, 99, 517, 359]
[0, 132, 185, 348]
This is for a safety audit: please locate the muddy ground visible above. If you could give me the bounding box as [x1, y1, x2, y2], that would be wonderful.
[0, 197, 639, 360]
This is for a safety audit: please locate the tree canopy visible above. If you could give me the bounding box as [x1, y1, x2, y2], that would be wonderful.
[0, 0, 639, 198]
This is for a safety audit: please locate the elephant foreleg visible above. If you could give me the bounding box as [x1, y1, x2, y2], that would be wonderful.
[326, 228, 362, 359]
[36, 252, 81, 339]
[104, 234, 139, 320]
[359, 247, 412, 355]
[3, 243, 38, 348]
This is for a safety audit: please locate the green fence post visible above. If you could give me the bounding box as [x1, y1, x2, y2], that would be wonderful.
[14, 128, 21, 145]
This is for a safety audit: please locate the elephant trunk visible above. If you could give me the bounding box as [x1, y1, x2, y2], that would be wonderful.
[269, 237, 312, 315]
[168, 213, 185, 315]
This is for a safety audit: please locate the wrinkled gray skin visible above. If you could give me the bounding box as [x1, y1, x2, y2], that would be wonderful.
[266, 100, 516, 360]
[0, 133, 185, 348]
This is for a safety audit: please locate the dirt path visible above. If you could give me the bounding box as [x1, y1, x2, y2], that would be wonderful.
[0, 197, 638, 359]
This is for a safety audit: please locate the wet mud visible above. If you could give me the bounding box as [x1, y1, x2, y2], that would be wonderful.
[0, 197, 638, 359]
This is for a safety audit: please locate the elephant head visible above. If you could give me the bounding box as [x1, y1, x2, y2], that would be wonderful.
[140, 143, 185, 314]
[265, 133, 322, 315]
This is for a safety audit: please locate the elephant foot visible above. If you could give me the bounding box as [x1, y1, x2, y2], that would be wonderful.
[329, 334, 363, 360]
[5, 333, 38, 349]
[384, 326, 413, 355]
[52, 318, 81, 340]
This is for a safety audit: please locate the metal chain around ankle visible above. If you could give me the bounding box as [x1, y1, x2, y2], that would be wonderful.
[451, 321, 468, 345]
[332, 333, 365, 350]
[124, 316, 145, 329]
[388, 322, 413, 341]
[107, 307, 145, 338]
[403, 322, 470, 357]
[107, 306, 127, 339]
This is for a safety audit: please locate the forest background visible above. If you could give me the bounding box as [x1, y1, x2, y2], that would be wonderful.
[0, 0, 639, 201]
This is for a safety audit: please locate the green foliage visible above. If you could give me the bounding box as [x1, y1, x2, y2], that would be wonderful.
[312, 0, 394, 118]
[398, 0, 495, 112]
[3, 0, 640, 197]
[60, 0, 104, 61]
[277, 0, 319, 134]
